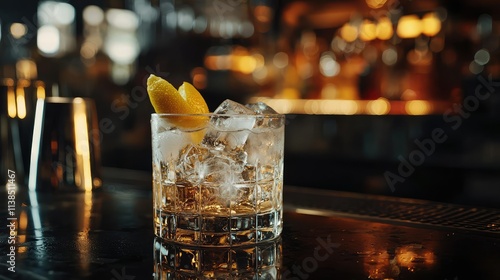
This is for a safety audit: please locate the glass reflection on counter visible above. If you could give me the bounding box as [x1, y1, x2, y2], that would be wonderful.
[76, 191, 93, 272]
[362, 243, 437, 279]
[153, 238, 282, 279]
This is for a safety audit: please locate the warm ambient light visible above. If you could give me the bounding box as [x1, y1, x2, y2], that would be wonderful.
[16, 84, 27, 119]
[6, 81, 16, 118]
[10, 23, 27, 39]
[16, 59, 37, 80]
[36, 81, 46, 99]
[366, 0, 387, 9]
[360, 20, 377, 41]
[367, 98, 390, 115]
[405, 100, 431, 115]
[421, 13, 441, 37]
[340, 23, 358, 43]
[397, 15, 422, 38]
[376, 17, 393, 40]
[321, 100, 359, 115]
[204, 48, 258, 74]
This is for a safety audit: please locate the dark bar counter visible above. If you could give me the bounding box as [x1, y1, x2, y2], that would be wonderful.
[1, 169, 500, 279]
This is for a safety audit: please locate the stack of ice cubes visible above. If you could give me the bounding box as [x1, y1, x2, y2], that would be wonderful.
[174, 99, 282, 206]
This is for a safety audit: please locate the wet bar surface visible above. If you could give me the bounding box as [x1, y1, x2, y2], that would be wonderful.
[1, 171, 499, 279]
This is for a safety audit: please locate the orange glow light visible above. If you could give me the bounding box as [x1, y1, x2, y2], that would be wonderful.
[376, 17, 393, 40]
[397, 15, 422, 39]
[360, 20, 377, 41]
[340, 23, 358, 42]
[422, 13, 441, 36]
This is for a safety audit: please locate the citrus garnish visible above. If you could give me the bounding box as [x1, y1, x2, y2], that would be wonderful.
[147, 74, 209, 129]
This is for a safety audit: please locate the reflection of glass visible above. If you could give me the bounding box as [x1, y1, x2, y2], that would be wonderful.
[152, 112, 284, 246]
[153, 237, 282, 279]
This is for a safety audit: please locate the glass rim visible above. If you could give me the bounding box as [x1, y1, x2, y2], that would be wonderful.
[151, 113, 284, 118]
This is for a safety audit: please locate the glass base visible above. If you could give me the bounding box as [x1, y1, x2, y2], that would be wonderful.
[154, 208, 283, 247]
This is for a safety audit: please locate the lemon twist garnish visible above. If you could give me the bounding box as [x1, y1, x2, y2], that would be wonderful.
[147, 74, 209, 129]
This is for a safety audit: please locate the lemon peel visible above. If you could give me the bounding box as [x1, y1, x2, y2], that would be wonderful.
[147, 74, 209, 129]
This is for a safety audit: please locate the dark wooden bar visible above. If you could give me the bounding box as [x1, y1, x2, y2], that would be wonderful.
[1, 169, 498, 279]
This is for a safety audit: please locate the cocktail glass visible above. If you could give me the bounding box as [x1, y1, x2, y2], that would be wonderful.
[152, 101, 284, 247]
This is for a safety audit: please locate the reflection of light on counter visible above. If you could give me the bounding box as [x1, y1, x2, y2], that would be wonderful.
[395, 244, 436, 271]
[397, 15, 422, 38]
[77, 190, 93, 271]
[28, 191, 44, 252]
[367, 98, 390, 115]
[295, 208, 329, 216]
[363, 250, 394, 279]
[18, 210, 28, 253]
[405, 100, 431, 115]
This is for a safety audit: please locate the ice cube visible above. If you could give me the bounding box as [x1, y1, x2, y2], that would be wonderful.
[203, 155, 237, 204]
[245, 102, 283, 129]
[214, 99, 255, 115]
[245, 102, 278, 115]
[204, 155, 233, 185]
[154, 129, 190, 163]
[203, 100, 256, 150]
[177, 144, 210, 184]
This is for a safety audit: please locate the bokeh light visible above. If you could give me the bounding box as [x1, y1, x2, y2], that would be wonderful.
[397, 15, 422, 38]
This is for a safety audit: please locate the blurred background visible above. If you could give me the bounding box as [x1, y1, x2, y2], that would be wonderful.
[1, 0, 499, 206]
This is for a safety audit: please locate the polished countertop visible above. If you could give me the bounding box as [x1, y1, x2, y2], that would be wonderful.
[1, 169, 500, 279]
